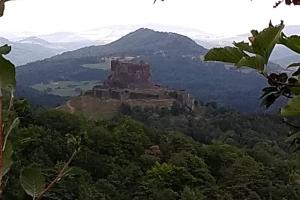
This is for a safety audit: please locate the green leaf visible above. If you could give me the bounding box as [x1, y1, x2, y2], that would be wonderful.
[3, 141, 13, 177]
[0, 55, 16, 89]
[204, 47, 245, 64]
[233, 41, 254, 54]
[20, 167, 45, 198]
[288, 77, 300, 95]
[292, 68, 300, 76]
[287, 62, 300, 68]
[281, 96, 300, 117]
[251, 24, 284, 62]
[260, 87, 278, 99]
[291, 87, 300, 95]
[0, 44, 15, 89]
[0, 45, 11, 55]
[261, 93, 279, 109]
[288, 78, 299, 84]
[236, 55, 266, 71]
[3, 118, 20, 151]
[278, 73, 288, 82]
[279, 35, 300, 54]
[285, 132, 300, 143]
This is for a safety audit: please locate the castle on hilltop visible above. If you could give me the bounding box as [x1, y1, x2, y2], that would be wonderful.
[104, 60, 153, 89]
[85, 59, 196, 111]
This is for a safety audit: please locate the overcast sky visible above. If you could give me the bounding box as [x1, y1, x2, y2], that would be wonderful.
[0, 0, 299, 36]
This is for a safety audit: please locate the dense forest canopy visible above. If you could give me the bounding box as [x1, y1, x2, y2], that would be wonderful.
[2, 100, 300, 199]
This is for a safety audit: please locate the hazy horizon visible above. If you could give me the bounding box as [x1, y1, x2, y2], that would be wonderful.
[1, 0, 300, 38]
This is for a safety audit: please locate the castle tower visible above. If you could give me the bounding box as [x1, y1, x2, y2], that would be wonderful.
[104, 60, 154, 89]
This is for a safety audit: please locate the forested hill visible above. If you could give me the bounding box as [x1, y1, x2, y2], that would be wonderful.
[5, 98, 299, 199]
[17, 28, 206, 87]
[49, 28, 207, 60]
[17, 28, 269, 112]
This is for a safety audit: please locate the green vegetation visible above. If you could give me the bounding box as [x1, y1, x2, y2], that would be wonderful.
[205, 22, 300, 146]
[0, 43, 17, 197]
[81, 62, 110, 70]
[3, 2, 300, 199]
[32, 81, 100, 97]
[1, 100, 299, 199]
[1, 8, 79, 196]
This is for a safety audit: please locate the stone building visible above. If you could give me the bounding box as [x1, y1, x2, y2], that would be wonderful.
[85, 59, 196, 111]
[104, 60, 153, 89]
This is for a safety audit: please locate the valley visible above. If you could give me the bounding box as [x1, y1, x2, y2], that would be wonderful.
[15, 28, 271, 112]
[59, 59, 196, 119]
[0, 25, 296, 112]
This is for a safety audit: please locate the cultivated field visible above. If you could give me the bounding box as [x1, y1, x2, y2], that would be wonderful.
[32, 80, 101, 96]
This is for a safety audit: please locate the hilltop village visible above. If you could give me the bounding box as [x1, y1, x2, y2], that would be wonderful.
[63, 59, 197, 119]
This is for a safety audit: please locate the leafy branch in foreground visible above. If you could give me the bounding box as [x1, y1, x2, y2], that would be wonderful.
[204, 22, 300, 112]
[204, 21, 300, 149]
[1, 2, 82, 199]
[0, 44, 16, 197]
[20, 135, 81, 200]
[0, 43, 81, 200]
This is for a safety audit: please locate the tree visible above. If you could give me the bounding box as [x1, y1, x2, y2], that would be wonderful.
[180, 187, 205, 200]
[0, 6, 81, 199]
[0, 29, 16, 200]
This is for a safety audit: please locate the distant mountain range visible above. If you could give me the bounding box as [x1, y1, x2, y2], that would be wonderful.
[16, 28, 278, 112]
[3, 24, 300, 67]
[0, 37, 61, 66]
[0, 33, 97, 66]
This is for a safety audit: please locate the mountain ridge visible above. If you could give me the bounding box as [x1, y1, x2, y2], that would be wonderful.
[0, 34, 97, 66]
[48, 28, 207, 61]
[17, 28, 270, 112]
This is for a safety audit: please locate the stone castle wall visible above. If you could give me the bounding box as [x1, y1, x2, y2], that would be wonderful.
[104, 60, 153, 89]
[85, 59, 196, 111]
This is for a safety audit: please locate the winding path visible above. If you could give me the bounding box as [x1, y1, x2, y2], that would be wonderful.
[66, 101, 75, 114]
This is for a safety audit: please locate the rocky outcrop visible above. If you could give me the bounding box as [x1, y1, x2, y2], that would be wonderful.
[145, 145, 161, 157]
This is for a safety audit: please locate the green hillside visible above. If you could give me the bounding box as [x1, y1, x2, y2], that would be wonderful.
[16, 28, 272, 112]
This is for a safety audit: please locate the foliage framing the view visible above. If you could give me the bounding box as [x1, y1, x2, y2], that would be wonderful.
[0, 44, 16, 198]
[0, 3, 81, 199]
[204, 21, 300, 153]
[204, 22, 300, 117]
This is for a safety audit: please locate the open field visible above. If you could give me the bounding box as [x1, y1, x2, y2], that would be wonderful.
[81, 62, 110, 70]
[58, 95, 176, 120]
[59, 96, 121, 120]
[31, 80, 101, 97]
